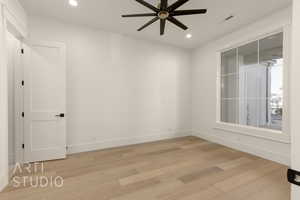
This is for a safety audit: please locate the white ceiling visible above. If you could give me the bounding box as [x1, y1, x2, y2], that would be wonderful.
[19, 0, 291, 49]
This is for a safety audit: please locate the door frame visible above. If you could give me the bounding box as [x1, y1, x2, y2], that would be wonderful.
[12, 39, 67, 164]
[13, 40, 24, 165]
[290, 0, 300, 199]
[5, 26, 25, 166]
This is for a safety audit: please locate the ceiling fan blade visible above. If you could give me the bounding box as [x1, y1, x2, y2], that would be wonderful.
[122, 13, 157, 17]
[135, 0, 159, 12]
[167, 16, 188, 30]
[171, 9, 207, 16]
[160, 19, 166, 35]
[138, 17, 159, 31]
[168, 0, 189, 12]
[161, 0, 168, 10]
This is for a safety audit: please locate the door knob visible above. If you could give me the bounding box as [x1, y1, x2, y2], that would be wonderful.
[55, 113, 65, 118]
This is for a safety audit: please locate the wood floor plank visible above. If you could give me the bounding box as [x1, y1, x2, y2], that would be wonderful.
[214, 162, 282, 192]
[119, 169, 164, 186]
[179, 166, 223, 183]
[216, 157, 253, 170]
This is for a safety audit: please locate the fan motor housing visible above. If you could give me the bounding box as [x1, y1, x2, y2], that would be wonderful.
[158, 11, 169, 19]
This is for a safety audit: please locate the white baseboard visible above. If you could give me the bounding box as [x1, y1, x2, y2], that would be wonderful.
[67, 131, 191, 154]
[192, 131, 290, 166]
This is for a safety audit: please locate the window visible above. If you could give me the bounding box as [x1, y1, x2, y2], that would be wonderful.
[220, 32, 283, 131]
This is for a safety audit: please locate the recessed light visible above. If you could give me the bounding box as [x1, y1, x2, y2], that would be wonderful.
[69, 0, 78, 7]
[186, 34, 192, 39]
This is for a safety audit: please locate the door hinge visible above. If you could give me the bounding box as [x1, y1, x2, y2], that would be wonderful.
[22, 144, 25, 149]
[288, 169, 300, 186]
[22, 112, 24, 118]
[21, 80, 24, 86]
[21, 49, 24, 54]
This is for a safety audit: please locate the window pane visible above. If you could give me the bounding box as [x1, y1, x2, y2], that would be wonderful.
[221, 49, 238, 124]
[238, 41, 259, 127]
[221, 74, 238, 99]
[238, 99, 268, 128]
[238, 41, 258, 67]
[259, 33, 283, 130]
[221, 49, 237, 75]
[221, 99, 238, 124]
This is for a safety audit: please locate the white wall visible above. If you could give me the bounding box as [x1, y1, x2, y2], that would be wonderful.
[28, 16, 192, 154]
[0, 3, 9, 192]
[191, 7, 292, 165]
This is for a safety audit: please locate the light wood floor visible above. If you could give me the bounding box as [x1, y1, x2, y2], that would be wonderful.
[1, 136, 290, 200]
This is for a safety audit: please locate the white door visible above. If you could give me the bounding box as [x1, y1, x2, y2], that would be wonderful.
[23, 41, 66, 163]
[291, 0, 300, 199]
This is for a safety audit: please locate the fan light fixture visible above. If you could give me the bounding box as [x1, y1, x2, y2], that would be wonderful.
[69, 0, 78, 7]
[122, 0, 207, 36]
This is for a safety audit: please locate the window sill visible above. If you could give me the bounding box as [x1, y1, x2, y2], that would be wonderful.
[214, 122, 290, 144]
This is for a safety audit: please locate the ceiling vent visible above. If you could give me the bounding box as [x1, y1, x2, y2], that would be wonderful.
[224, 15, 235, 21]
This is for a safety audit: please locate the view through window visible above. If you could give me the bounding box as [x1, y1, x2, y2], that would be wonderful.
[220, 32, 283, 131]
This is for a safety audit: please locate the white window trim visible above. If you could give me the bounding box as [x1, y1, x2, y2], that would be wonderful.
[215, 25, 291, 144]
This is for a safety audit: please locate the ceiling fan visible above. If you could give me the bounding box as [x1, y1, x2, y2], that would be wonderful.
[122, 0, 207, 35]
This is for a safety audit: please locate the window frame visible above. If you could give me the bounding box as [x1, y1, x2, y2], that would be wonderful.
[216, 26, 290, 143]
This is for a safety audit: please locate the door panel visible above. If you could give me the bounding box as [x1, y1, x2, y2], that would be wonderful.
[23, 41, 66, 162]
